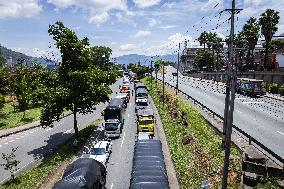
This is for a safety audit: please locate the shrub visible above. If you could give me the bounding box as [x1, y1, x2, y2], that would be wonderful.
[270, 83, 279, 94]
[279, 85, 284, 96]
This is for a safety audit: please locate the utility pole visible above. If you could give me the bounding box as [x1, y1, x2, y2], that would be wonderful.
[176, 43, 180, 95]
[221, 0, 242, 188]
[150, 57, 153, 92]
[162, 63, 165, 107]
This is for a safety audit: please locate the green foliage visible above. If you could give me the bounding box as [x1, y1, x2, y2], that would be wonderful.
[43, 21, 116, 135]
[154, 60, 163, 71]
[0, 94, 4, 109]
[279, 85, 284, 96]
[270, 83, 279, 94]
[127, 63, 150, 78]
[193, 49, 217, 72]
[0, 147, 20, 179]
[0, 48, 4, 68]
[198, 31, 223, 50]
[141, 77, 241, 188]
[0, 102, 42, 130]
[1, 120, 100, 189]
[259, 9, 280, 70]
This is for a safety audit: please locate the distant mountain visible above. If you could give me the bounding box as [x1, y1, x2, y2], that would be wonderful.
[0, 45, 56, 67]
[114, 54, 178, 65]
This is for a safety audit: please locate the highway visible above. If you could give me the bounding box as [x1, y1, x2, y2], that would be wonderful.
[0, 80, 121, 184]
[157, 66, 284, 160]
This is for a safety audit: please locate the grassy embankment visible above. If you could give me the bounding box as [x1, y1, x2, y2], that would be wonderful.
[142, 77, 242, 188]
[1, 119, 101, 189]
[0, 102, 42, 130]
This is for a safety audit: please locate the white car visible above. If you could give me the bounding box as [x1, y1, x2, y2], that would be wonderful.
[82, 140, 113, 167]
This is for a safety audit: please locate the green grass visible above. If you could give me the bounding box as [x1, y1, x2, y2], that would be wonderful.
[1, 119, 101, 189]
[0, 102, 42, 130]
[141, 77, 241, 188]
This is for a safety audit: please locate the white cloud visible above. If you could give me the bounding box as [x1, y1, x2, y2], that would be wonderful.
[119, 44, 136, 51]
[116, 12, 137, 27]
[148, 18, 159, 27]
[159, 25, 177, 29]
[132, 30, 151, 38]
[133, 0, 161, 8]
[47, 0, 127, 24]
[0, 0, 42, 18]
[201, 0, 223, 12]
[13, 47, 48, 58]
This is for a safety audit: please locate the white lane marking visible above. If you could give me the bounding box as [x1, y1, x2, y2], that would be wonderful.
[110, 183, 113, 189]
[128, 114, 130, 118]
[0, 145, 2, 147]
[236, 110, 242, 114]
[130, 103, 132, 106]
[9, 140, 15, 143]
[242, 101, 264, 104]
[277, 131, 284, 136]
[235, 97, 246, 100]
[64, 129, 73, 134]
[120, 132, 126, 147]
[15, 138, 20, 140]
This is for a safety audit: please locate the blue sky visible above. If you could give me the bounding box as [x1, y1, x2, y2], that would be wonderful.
[0, 0, 284, 58]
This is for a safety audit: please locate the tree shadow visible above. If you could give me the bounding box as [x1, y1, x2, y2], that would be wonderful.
[27, 132, 73, 160]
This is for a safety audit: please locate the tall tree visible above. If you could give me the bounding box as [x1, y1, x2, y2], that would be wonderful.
[44, 21, 116, 136]
[259, 9, 280, 70]
[193, 49, 216, 72]
[241, 17, 260, 70]
[198, 31, 208, 50]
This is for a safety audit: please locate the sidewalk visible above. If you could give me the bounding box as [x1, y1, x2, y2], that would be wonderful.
[0, 111, 72, 138]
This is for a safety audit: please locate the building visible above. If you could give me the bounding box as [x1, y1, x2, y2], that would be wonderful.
[181, 48, 204, 71]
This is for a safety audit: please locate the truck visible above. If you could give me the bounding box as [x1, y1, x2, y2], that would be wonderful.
[136, 109, 155, 138]
[103, 98, 125, 138]
[135, 97, 148, 113]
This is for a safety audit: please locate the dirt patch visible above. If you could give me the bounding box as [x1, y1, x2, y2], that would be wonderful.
[37, 158, 75, 189]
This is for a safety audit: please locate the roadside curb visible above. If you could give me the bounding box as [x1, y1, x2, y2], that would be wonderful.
[264, 94, 284, 102]
[0, 111, 72, 139]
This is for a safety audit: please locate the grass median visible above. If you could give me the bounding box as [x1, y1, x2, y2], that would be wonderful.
[1, 119, 101, 189]
[142, 77, 242, 188]
[0, 102, 42, 130]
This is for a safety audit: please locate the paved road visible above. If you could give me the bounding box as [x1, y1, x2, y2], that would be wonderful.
[105, 82, 159, 189]
[157, 66, 284, 159]
[0, 80, 121, 184]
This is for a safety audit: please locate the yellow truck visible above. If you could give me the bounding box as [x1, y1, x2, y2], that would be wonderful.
[136, 109, 155, 138]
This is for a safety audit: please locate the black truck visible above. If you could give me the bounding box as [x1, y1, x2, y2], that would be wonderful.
[103, 98, 125, 138]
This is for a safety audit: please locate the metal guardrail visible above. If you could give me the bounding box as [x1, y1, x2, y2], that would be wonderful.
[156, 77, 284, 166]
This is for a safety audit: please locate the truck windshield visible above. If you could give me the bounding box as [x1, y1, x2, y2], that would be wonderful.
[136, 102, 147, 106]
[105, 109, 120, 120]
[90, 148, 105, 155]
[105, 122, 119, 131]
[139, 120, 153, 125]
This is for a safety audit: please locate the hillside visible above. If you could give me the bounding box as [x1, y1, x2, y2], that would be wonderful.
[114, 54, 178, 65]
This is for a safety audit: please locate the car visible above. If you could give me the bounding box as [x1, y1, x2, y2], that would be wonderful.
[115, 92, 129, 105]
[82, 140, 113, 167]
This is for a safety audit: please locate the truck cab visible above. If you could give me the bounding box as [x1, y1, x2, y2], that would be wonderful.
[136, 109, 155, 138]
[104, 119, 122, 138]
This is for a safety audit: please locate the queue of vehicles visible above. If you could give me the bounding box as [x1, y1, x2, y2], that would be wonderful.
[54, 75, 168, 189]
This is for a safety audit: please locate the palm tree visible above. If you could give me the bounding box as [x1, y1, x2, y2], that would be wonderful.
[259, 9, 280, 70]
[241, 17, 260, 70]
[198, 31, 208, 50]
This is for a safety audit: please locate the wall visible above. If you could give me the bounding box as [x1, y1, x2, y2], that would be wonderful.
[190, 71, 284, 85]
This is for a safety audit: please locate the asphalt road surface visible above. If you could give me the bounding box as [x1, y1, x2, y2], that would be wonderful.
[157, 66, 284, 160]
[0, 80, 121, 184]
[105, 82, 159, 189]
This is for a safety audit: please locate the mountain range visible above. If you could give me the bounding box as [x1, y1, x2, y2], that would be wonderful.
[114, 54, 178, 65]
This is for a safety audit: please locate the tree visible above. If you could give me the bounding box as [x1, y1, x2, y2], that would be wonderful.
[259, 9, 280, 70]
[0, 48, 5, 68]
[193, 49, 217, 72]
[240, 17, 260, 70]
[198, 31, 208, 50]
[90, 46, 112, 69]
[0, 147, 20, 179]
[43, 21, 116, 136]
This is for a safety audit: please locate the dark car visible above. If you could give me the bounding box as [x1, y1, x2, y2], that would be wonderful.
[53, 158, 106, 189]
[239, 82, 265, 97]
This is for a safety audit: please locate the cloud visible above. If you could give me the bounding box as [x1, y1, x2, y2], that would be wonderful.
[159, 25, 177, 29]
[119, 44, 136, 51]
[148, 18, 159, 27]
[132, 30, 151, 38]
[133, 0, 161, 8]
[0, 0, 42, 18]
[47, 0, 127, 24]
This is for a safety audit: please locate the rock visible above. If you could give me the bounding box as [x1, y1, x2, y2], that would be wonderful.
[182, 133, 193, 145]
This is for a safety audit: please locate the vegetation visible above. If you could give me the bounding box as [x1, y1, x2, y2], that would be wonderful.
[259, 9, 280, 70]
[142, 77, 242, 188]
[40, 21, 117, 137]
[0, 102, 42, 130]
[193, 49, 217, 72]
[127, 63, 150, 78]
[1, 119, 100, 189]
[0, 147, 20, 180]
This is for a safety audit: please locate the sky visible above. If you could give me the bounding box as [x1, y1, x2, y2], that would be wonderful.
[0, 0, 284, 59]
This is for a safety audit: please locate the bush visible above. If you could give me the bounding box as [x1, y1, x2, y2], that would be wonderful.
[279, 85, 284, 96]
[270, 83, 279, 94]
